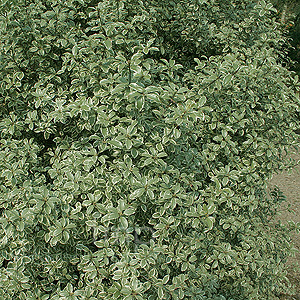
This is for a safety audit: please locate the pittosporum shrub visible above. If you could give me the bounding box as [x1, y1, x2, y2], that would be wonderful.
[0, 0, 300, 299]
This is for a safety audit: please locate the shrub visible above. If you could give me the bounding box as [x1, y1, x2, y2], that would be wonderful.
[0, 0, 300, 299]
[270, 0, 300, 75]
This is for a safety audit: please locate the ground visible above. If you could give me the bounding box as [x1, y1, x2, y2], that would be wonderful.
[268, 146, 300, 299]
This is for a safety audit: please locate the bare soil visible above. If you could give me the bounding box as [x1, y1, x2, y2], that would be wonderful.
[268, 149, 300, 299]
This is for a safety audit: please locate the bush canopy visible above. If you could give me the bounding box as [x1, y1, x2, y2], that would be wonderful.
[0, 0, 300, 299]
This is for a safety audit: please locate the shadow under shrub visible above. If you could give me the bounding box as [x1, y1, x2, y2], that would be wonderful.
[0, 0, 300, 299]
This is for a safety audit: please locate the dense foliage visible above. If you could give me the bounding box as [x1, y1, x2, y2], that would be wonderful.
[0, 0, 300, 299]
[271, 0, 300, 75]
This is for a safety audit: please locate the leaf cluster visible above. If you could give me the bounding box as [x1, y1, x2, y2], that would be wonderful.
[0, 0, 300, 299]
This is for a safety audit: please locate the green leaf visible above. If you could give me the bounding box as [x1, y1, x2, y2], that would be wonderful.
[86, 220, 98, 227]
[131, 52, 143, 63]
[195, 61, 206, 70]
[104, 39, 112, 49]
[16, 72, 24, 80]
[178, 289, 185, 299]
[135, 97, 145, 110]
[29, 46, 38, 52]
[223, 223, 230, 230]
[109, 139, 123, 148]
[112, 84, 126, 95]
[212, 260, 218, 269]
[131, 148, 138, 158]
[120, 216, 128, 229]
[222, 177, 229, 186]
[53, 228, 62, 236]
[174, 128, 181, 139]
[205, 217, 215, 232]
[125, 139, 133, 149]
[102, 212, 119, 221]
[129, 188, 145, 199]
[130, 83, 144, 93]
[158, 287, 164, 299]
[72, 45, 78, 56]
[198, 96, 206, 107]
[162, 274, 169, 284]
[147, 189, 154, 199]
[124, 208, 135, 215]
[223, 74, 233, 86]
